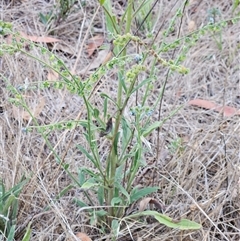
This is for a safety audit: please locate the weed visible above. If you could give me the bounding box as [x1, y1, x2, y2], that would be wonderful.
[0, 0, 240, 238]
[55, 0, 76, 25]
[39, 0, 78, 32]
[169, 137, 185, 155]
[0, 177, 29, 241]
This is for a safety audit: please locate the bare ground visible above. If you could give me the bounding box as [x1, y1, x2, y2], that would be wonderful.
[0, 0, 240, 240]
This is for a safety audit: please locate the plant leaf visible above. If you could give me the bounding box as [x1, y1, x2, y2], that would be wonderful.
[233, 0, 240, 12]
[114, 181, 130, 203]
[81, 180, 98, 189]
[153, 211, 202, 230]
[73, 198, 88, 208]
[7, 224, 16, 241]
[113, 132, 120, 154]
[97, 186, 104, 205]
[130, 187, 158, 203]
[93, 108, 100, 118]
[22, 222, 32, 241]
[131, 77, 153, 94]
[99, 0, 106, 6]
[102, 0, 119, 34]
[100, 93, 118, 108]
[111, 197, 122, 206]
[77, 145, 96, 164]
[103, 97, 108, 119]
[111, 219, 120, 237]
[126, 210, 202, 230]
[55, 184, 73, 200]
[141, 121, 162, 137]
[142, 106, 181, 137]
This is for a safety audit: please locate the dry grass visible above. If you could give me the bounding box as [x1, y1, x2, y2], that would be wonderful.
[0, 0, 240, 240]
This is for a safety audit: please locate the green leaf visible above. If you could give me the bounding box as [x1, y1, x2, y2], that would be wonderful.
[111, 197, 122, 206]
[233, 0, 240, 12]
[73, 198, 88, 208]
[113, 132, 120, 154]
[151, 211, 202, 230]
[133, 148, 141, 166]
[81, 180, 98, 189]
[114, 182, 130, 203]
[121, 118, 131, 143]
[2, 194, 16, 215]
[119, 76, 127, 93]
[99, 0, 106, 5]
[131, 78, 153, 94]
[97, 186, 104, 205]
[22, 222, 32, 241]
[95, 210, 108, 217]
[126, 210, 202, 230]
[1, 177, 28, 202]
[103, 97, 108, 119]
[130, 187, 158, 203]
[78, 169, 85, 186]
[11, 198, 19, 225]
[0, 176, 28, 237]
[80, 168, 98, 178]
[111, 219, 119, 237]
[77, 145, 96, 164]
[114, 167, 130, 202]
[63, 163, 69, 170]
[100, 93, 118, 108]
[0, 180, 5, 197]
[93, 108, 100, 118]
[102, 1, 120, 35]
[142, 106, 182, 137]
[55, 185, 73, 200]
[39, 13, 48, 25]
[142, 121, 162, 137]
[7, 224, 16, 241]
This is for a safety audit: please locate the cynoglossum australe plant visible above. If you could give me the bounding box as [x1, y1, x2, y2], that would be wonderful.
[39, 0, 78, 32]
[0, 177, 29, 241]
[0, 19, 198, 235]
[1, 0, 240, 237]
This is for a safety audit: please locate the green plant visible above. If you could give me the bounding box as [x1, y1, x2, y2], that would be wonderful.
[233, 0, 240, 13]
[55, 0, 76, 24]
[39, 0, 77, 32]
[207, 8, 223, 50]
[134, 0, 155, 32]
[1, 1, 240, 237]
[0, 177, 29, 241]
[39, 11, 54, 26]
[169, 137, 185, 155]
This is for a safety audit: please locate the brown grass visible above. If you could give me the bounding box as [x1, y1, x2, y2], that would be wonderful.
[0, 0, 240, 240]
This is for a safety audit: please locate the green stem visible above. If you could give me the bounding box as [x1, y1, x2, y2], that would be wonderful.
[105, 0, 134, 221]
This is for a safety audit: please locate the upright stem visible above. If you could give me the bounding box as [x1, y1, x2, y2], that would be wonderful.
[106, 0, 133, 222]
